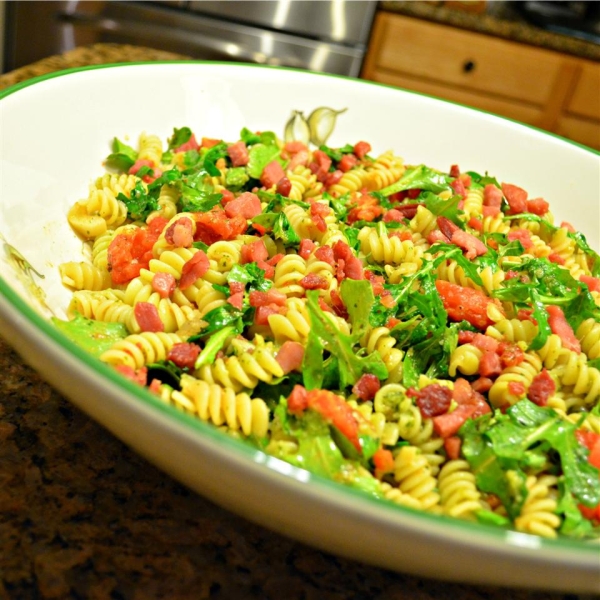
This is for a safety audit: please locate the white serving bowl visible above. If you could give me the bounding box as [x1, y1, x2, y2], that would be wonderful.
[1, 62, 599, 593]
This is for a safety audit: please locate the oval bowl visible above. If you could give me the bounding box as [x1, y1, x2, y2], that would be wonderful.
[1, 62, 599, 593]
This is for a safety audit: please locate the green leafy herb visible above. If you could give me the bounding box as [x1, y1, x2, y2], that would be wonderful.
[380, 165, 452, 197]
[52, 313, 127, 357]
[117, 181, 159, 221]
[168, 127, 192, 150]
[105, 138, 138, 171]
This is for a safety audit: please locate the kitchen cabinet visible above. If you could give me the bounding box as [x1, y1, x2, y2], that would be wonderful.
[361, 11, 600, 149]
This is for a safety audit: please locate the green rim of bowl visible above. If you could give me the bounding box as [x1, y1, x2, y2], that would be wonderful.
[1, 60, 599, 560]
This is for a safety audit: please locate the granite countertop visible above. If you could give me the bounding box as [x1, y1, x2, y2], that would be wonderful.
[0, 45, 594, 600]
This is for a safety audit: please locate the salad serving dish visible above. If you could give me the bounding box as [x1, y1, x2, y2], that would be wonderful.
[0, 62, 599, 592]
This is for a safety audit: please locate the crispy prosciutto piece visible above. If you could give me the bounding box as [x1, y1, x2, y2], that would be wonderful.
[501, 182, 528, 215]
[227, 141, 249, 167]
[167, 342, 201, 370]
[179, 249, 210, 290]
[352, 374, 381, 401]
[353, 141, 371, 160]
[134, 302, 164, 332]
[241, 239, 269, 264]
[260, 160, 286, 189]
[410, 384, 453, 418]
[165, 216, 195, 248]
[224, 192, 262, 220]
[450, 229, 488, 260]
[152, 272, 176, 298]
[527, 369, 555, 407]
[275, 341, 305, 374]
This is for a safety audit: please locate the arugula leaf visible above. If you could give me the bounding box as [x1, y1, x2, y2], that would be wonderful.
[146, 360, 185, 388]
[227, 263, 272, 292]
[318, 143, 355, 164]
[247, 141, 283, 179]
[52, 313, 127, 357]
[428, 243, 484, 286]
[202, 142, 228, 177]
[105, 138, 138, 172]
[340, 279, 374, 340]
[421, 191, 464, 226]
[305, 291, 387, 388]
[302, 330, 325, 390]
[117, 181, 159, 221]
[194, 325, 237, 369]
[380, 165, 452, 197]
[460, 400, 600, 520]
[192, 304, 248, 338]
[465, 171, 501, 190]
[168, 127, 192, 150]
[252, 212, 300, 246]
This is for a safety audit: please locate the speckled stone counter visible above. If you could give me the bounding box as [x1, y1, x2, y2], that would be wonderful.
[0, 45, 596, 600]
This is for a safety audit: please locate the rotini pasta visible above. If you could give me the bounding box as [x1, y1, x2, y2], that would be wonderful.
[54, 122, 600, 542]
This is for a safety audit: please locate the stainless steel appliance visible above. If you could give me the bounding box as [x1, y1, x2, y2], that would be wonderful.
[3, 1, 377, 76]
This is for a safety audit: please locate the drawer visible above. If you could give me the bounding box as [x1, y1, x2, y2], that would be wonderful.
[373, 13, 563, 106]
[556, 115, 600, 150]
[567, 61, 600, 121]
[369, 69, 544, 126]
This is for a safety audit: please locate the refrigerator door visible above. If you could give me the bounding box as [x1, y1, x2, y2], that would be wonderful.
[5, 1, 368, 76]
[188, 0, 377, 45]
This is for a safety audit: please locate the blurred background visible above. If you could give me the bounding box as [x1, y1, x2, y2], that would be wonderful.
[1, 0, 599, 149]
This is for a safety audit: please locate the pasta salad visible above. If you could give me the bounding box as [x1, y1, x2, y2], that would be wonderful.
[54, 123, 600, 540]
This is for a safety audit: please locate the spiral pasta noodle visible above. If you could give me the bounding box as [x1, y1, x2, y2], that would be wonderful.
[55, 123, 600, 542]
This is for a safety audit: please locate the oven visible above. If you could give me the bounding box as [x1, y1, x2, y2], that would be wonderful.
[3, 0, 377, 77]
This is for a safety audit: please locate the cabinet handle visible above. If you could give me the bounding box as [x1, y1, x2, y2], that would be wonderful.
[463, 60, 476, 73]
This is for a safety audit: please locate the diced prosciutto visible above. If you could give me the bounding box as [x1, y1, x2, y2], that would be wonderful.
[546, 305, 581, 352]
[227, 291, 244, 310]
[428, 230, 450, 245]
[114, 364, 148, 386]
[287, 384, 309, 414]
[507, 229, 533, 250]
[174, 133, 199, 153]
[299, 239, 316, 259]
[165, 216, 195, 248]
[412, 384, 453, 418]
[433, 404, 478, 438]
[353, 141, 371, 160]
[256, 305, 285, 325]
[179, 249, 210, 290]
[249, 289, 287, 307]
[314, 245, 335, 266]
[339, 154, 358, 172]
[337, 255, 364, 281]
[134, 302, 164, 332]
[224, 192, 262, 219]
[260, 160, 286, 188]
[300, 274, 329, 290]
[167, 342, 201, 370]
[275, 341, 305, 374]
[527, 369, 555, 406]
[526, 197, 549, 215]
[483, 184, 502, 209]
[241, 239, 269, 264]
[450, 229, 488, 259]
[450, 178, 467, 199]
[152, 272, 176, 298]
[580, 275, 600, 293]
[479, 351, 502, 378]
[227, 141, 249, 167]
[352, 373, 381, 401]
[444, 436, 462, 460]
[501, 182, 528, 215]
